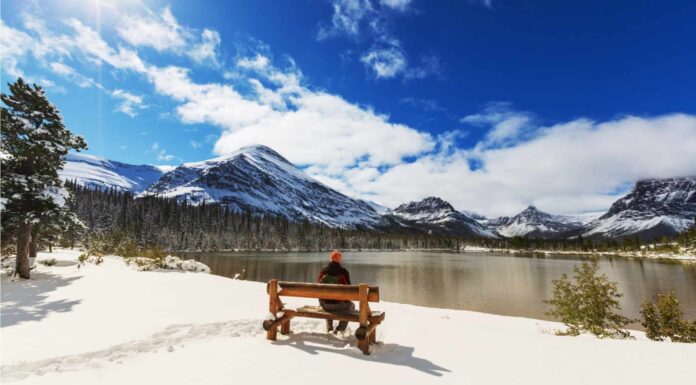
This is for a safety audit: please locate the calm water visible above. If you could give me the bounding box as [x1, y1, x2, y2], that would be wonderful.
[179, 251, 696, 327]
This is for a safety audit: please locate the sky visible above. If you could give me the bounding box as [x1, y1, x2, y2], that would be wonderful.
[2, 0, 696, 217]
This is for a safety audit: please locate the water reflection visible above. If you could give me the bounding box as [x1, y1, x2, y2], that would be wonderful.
[179, 251, 696, 328]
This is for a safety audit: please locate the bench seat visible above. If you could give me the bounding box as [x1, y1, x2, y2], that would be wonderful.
[284, 306, 385, 323]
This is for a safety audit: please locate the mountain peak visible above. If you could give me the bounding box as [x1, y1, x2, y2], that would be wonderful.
[61, 153, 166, 193]
[516, 205, 549, 219]
[585, 176, 696, 238]
[391, 196, 496, 238]
[141, 145, 387, 228]
[495, 205, 582, 238]
[395, 196, 455, 213]
[237, 144, 285, 158]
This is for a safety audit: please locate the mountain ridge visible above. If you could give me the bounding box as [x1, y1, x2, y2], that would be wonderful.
[60, 148, 696, 239]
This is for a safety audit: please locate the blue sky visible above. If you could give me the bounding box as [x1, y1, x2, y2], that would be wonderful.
[2, 0, 696, 216]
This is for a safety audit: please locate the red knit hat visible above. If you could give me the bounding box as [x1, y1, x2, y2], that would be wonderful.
[330, 250, 342, 263]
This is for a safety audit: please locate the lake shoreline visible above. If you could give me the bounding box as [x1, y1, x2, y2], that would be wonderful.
[174, 246, 696, 262]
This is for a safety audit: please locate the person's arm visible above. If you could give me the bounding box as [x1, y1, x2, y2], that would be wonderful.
[317, 267, 328, 283]
[343, 268, 351, 285]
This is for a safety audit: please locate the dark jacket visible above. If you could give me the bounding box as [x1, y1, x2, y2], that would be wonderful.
[317, 262, 351, 305]
[317, 261, 351, 285]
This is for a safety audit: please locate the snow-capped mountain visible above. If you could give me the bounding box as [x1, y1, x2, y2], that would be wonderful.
[140, 145, 388, 229]
[494, 206, 586, 239]
[60, 153, 169, 193]
[59, 149, 696, 239]
[584, 176, 696, 239]
[389, 197, 497, 238]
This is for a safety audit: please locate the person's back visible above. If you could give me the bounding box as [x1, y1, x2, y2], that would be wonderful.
[317, 250, 355, 333]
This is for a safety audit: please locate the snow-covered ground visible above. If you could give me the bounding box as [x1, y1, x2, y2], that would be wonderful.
[2, 249, 695, 385]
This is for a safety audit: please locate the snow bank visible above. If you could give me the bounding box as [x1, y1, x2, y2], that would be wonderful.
[1, 249, 695, 385]
[461, 245, 696, 261]
[125, 255, 210, 273]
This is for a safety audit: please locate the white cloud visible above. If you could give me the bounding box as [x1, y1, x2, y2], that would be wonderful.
[0, 20, 34, 78]
[188, 29, 221, 65]
[116, 7, 187, 52]
[0, 18, 71, 90]
[190, 140, 202, 149]
[350, 114, 696, 216]
[67, 18, 147, 73]
[380, 0, 412, 12]
[237, 54, 271, 71]
[318, 0, 440, 80]
[49, 62, 100, 88]
[317, 0, 376, 40]
[146, 65, 274, 130]
[361, 45, 407, 79]
[213, 91, 435, 172]
[461, 102, 533, 148]
[404, 55, 442, 80]
[151, 142, 176, 162]
[116, 7, 220, 65]
[111, 89, 146, 117]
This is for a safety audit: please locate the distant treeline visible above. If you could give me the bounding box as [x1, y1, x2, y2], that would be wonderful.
[65, 181, 466, 251]
[62, 181, 696, 253]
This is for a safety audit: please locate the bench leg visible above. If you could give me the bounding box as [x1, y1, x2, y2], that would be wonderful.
[369, 327, 377, 344]
[358, 337, 370, 355]
[281, 319, 291, 335]
[267, 326, 278, 341]
[358, 336, 370, 355]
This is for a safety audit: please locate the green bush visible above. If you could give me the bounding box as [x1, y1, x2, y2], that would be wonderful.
[545, 261, 632, 338]
[77, 253, 89, 264]
[39, 258, 57, 266]
[641, 291, 696, 343]
[116, 238, 140, 259]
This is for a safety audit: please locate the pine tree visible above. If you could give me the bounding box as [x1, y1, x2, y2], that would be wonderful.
[1, 78, 87, 278]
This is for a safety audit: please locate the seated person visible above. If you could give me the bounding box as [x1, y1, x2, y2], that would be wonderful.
[317, 250, 355, 333]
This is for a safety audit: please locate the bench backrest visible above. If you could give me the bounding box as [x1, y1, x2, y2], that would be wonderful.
[268, 280, 380, 302]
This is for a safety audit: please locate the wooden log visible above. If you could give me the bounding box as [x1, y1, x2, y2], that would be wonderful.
[283, 308, 383, 323]
[273, 282, 380, 302]
[355, 323, 379, 341]
[357, 283, 370, 354]
[358, 284, 369, 326]
[358, 337, 370, 355]
[267, 279, 279, 341]
[281, 318, 291, 335]
[262, 314, 292, 331]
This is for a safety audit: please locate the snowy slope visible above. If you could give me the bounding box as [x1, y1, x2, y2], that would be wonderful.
[495, 206, 586, 239]
[584, 176, 696, 239]
[3, 249, 695, 385]
[389, 197, 497, 238]
[60, 153, 168, 193]
[361, 199, 392, 215]
[141, 145, 388, 229]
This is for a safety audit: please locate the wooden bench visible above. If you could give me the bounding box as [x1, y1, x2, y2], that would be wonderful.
[262, 279, 385, 355]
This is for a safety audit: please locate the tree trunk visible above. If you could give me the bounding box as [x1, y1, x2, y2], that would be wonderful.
[48, 243, 53, 253]
[15, 223, 32, 279]
[29, 229, 39, 259]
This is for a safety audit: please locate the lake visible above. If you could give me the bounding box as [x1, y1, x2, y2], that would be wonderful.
[179, 251, 696, 328]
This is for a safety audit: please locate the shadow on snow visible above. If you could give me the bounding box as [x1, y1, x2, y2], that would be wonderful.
[1, 271, 82, 327]
[274, 331, 451, 377]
